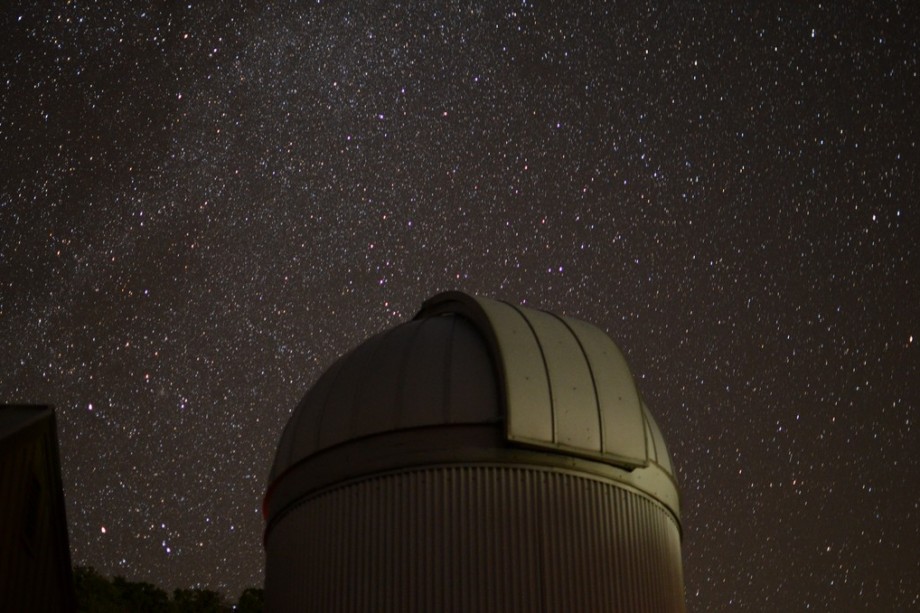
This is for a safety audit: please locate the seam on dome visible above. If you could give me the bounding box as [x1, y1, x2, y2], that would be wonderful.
[643, 411, 659, 464]
[505, 301, 556, 445]
[391, 318, 427, 430]
[348, 326, 402, 437]
[311, 354, 351, 454]
[283, 354, 347, 470]
[443, 315, 457, 423]
[551, 313, 604, 455]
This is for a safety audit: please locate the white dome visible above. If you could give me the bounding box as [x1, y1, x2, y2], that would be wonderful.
[266, 292, 679, 523]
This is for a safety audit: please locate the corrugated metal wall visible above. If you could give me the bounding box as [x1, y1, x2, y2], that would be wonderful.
[266, 465, 684, 612]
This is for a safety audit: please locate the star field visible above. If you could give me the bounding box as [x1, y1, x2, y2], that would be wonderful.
[2, 1, 918, 608]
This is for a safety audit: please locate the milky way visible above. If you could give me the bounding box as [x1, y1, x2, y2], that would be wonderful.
[2, 1, 918, 608]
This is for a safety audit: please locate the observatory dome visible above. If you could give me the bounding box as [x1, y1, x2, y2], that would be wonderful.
[264, 292, 684, 611]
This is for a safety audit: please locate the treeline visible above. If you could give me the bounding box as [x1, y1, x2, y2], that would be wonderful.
[74, 566, 263, 612]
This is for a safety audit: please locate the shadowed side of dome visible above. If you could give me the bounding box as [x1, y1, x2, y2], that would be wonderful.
[269, 314, 501, 484]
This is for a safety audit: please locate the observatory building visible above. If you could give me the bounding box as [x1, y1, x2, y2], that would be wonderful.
[264, 292, 685, 612]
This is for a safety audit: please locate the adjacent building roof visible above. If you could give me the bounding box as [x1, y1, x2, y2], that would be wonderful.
[0, 405, 76, 612]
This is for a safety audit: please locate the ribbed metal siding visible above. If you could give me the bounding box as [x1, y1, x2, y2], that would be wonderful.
[266, 466, 684, 612]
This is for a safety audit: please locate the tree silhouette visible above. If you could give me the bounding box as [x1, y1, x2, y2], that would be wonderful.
[235, 587, 265, 613]
[72, 566, 263, 612]
[172, 587, 223, 612]
[74, 566, 122, 612]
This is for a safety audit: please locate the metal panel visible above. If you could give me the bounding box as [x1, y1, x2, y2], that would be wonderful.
[266, 465, 685, 612]
[444, 315, 502, 423]
[352, 323, 418, 436]
[317, 329, 387, 450]
[398, 316, 449, 427]
[563, 317, 648, 467]
[510, 306, 601, 452]
[643, 402, 674, 475]
[416, 293, 652, 470]
[270, 315, 504, 483]
[275, 352, 344, 475]
[471, 298, 555, 443]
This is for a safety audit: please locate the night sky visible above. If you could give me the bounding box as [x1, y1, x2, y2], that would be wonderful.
[2, 1, 918, 609]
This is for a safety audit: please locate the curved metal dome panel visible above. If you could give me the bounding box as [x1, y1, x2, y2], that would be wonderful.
[269, 314, 500, 483]
[416, 292, 650, 469]
[643, 402, 674, 475]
